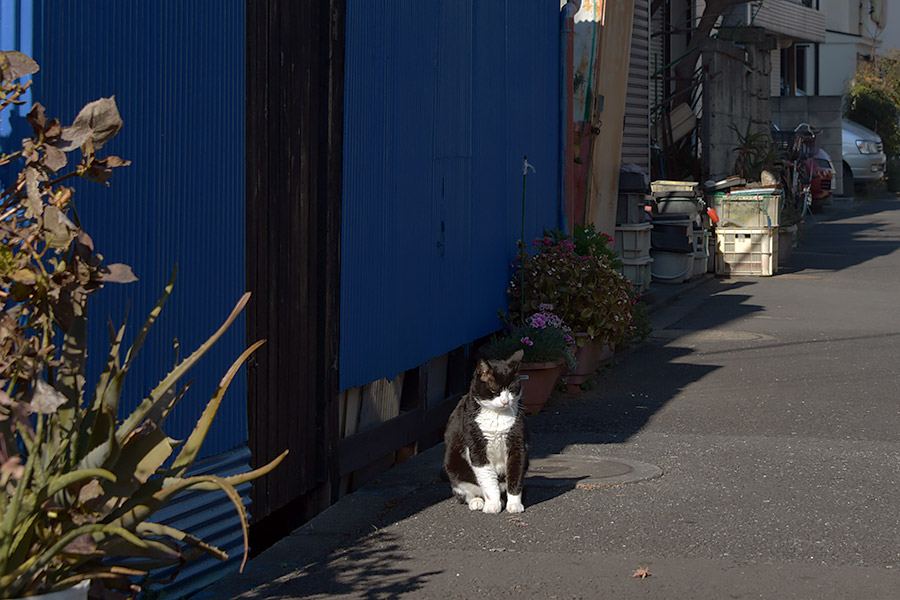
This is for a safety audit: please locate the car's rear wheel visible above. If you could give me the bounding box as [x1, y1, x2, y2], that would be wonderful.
[843, 162, 855, 196]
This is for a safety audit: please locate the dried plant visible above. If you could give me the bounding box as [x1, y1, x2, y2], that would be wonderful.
[0, 52, 286, 598]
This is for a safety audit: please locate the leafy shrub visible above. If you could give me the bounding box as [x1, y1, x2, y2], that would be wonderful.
[508, 235, 636, 347]
[845, 58, 900, 158]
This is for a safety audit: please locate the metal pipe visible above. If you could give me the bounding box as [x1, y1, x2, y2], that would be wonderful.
[559, 1, 579, 234]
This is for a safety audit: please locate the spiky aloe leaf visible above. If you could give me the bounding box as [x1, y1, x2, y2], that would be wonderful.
[77, 320, 126, 462]
[54, 566, 147, 592]
[0, 414, 44, 576]
[3, 511, 37, 580]
[168, 340, 265, 477]
[3, 524, 147, 597]
[106, 423, 174, 499]
[56, 312, 87, 433]
[90, 318, 126, 412]
[47, 468, 116, 497]
[136, 522, 228, 562]
[116, 292, 250, 445]
[111, 474, 250, 571]
[144, 381, 192, 430]
[122, 266, 176, 372]
[76, 409, 119, 472]
[162, 450, 288, 491]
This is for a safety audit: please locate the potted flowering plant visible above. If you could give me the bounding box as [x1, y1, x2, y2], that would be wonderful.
[508, 230, 637, 387]
[485, 305, 576, 414]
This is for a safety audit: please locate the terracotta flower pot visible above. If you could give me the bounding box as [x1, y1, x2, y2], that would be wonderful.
[566, 335, 614, 387]
[519, 360, 565, 414]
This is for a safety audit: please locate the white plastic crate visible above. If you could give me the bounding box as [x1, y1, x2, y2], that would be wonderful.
[715, 228, 778, 276]
[651, 180, 699, 194]
[614, 222, 652, 259]
[709, 191, 782, 228]
[619, 256, 653, 293]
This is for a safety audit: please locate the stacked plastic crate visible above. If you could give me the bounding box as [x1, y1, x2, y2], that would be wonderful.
[614, 190, 653, 293]
[647, 181, 707, 284]
[708, 189, 782, 276]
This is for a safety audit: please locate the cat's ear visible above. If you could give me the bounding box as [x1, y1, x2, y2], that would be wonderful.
[476, 359, 493, 381]
[509, 349, 524, 364]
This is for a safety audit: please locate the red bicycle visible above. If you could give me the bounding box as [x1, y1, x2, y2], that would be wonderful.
[771, 122, 816, 220]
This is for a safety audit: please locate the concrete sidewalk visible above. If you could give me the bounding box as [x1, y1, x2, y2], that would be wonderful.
[197, 261, 714, 599]
[199, 195, 900, 599]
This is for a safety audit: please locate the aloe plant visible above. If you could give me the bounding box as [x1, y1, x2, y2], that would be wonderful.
[0, 51, 286, 598]
[0, 272, 286, 598]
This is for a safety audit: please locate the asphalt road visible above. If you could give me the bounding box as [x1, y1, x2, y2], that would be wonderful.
[203, 195, 900, 599]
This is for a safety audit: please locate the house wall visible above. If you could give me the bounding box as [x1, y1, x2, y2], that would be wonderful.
[817, 0, 883, 97]
[340, 1, 561, 391]
[771, 95, 844, 195]
[702, 39, 772, 181]
[818, 31, 863, 96]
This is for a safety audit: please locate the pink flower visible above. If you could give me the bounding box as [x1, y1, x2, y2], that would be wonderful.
[529, 314, 548, 329]
[520, 337, 534, 346]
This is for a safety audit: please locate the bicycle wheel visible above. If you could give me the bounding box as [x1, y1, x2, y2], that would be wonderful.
[796, 162, 811, 218]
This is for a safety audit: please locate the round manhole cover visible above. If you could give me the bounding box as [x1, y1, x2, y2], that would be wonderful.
[527, 455, 661, 488]
[651, 329, 773, 343]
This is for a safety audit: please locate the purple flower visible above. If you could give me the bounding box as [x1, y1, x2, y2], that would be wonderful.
[529, 313, 548, 329]
[520, 337, 534, 346]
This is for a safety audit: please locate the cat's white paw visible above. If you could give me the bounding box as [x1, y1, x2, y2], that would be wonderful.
[483, 499, 502, 514]
[506, 501, 525, 514]
[468, 497, 485, 511]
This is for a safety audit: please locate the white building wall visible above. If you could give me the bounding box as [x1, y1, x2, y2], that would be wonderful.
[818, 34, 861, 96]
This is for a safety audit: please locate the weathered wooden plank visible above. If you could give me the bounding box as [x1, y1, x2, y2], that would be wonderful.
[337, 396, 459, 477]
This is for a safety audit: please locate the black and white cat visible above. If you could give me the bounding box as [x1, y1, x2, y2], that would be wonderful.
[443, 349, 529, 514]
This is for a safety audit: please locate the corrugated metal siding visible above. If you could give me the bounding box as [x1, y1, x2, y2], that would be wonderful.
[623, 0, 650, 172]
[150, 446, 253, 600]
[341, 1, 561, 390]
[752, 0, 826, 43]
[35, 1, 247, 458]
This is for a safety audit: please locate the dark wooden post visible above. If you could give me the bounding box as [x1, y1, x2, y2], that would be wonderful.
[245, 0, 345, 546]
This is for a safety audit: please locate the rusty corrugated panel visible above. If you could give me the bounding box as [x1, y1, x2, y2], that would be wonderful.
[35, 0, 247, 458]
[340, 0, 562, 390]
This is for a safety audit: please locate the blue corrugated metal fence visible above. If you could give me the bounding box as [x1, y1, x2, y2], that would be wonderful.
[32, 0, 248, 458]
[341, 0, 562, 390]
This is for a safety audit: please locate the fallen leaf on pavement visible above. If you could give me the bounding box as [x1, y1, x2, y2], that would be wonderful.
[631, 566, 651, 579]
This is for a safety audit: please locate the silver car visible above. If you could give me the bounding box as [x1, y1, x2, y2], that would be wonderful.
[842, 119, 886, 193]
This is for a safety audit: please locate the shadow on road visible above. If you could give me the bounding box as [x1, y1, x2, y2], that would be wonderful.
[237, 529, 442, 600]
[529, 283, 763, 455]
[786, 195, 900, 273]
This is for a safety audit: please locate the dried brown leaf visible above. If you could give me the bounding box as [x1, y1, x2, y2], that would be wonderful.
[69, 96, 123, 151]
[32, 378, 67, 414]
[63, 533, 98, 555]
[631, 566, 651, 579]
[44, 144, 67, 172]
[26, 102, 47, 134]
[0, 51, 39, 82]
[98, 263, 138, 284]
